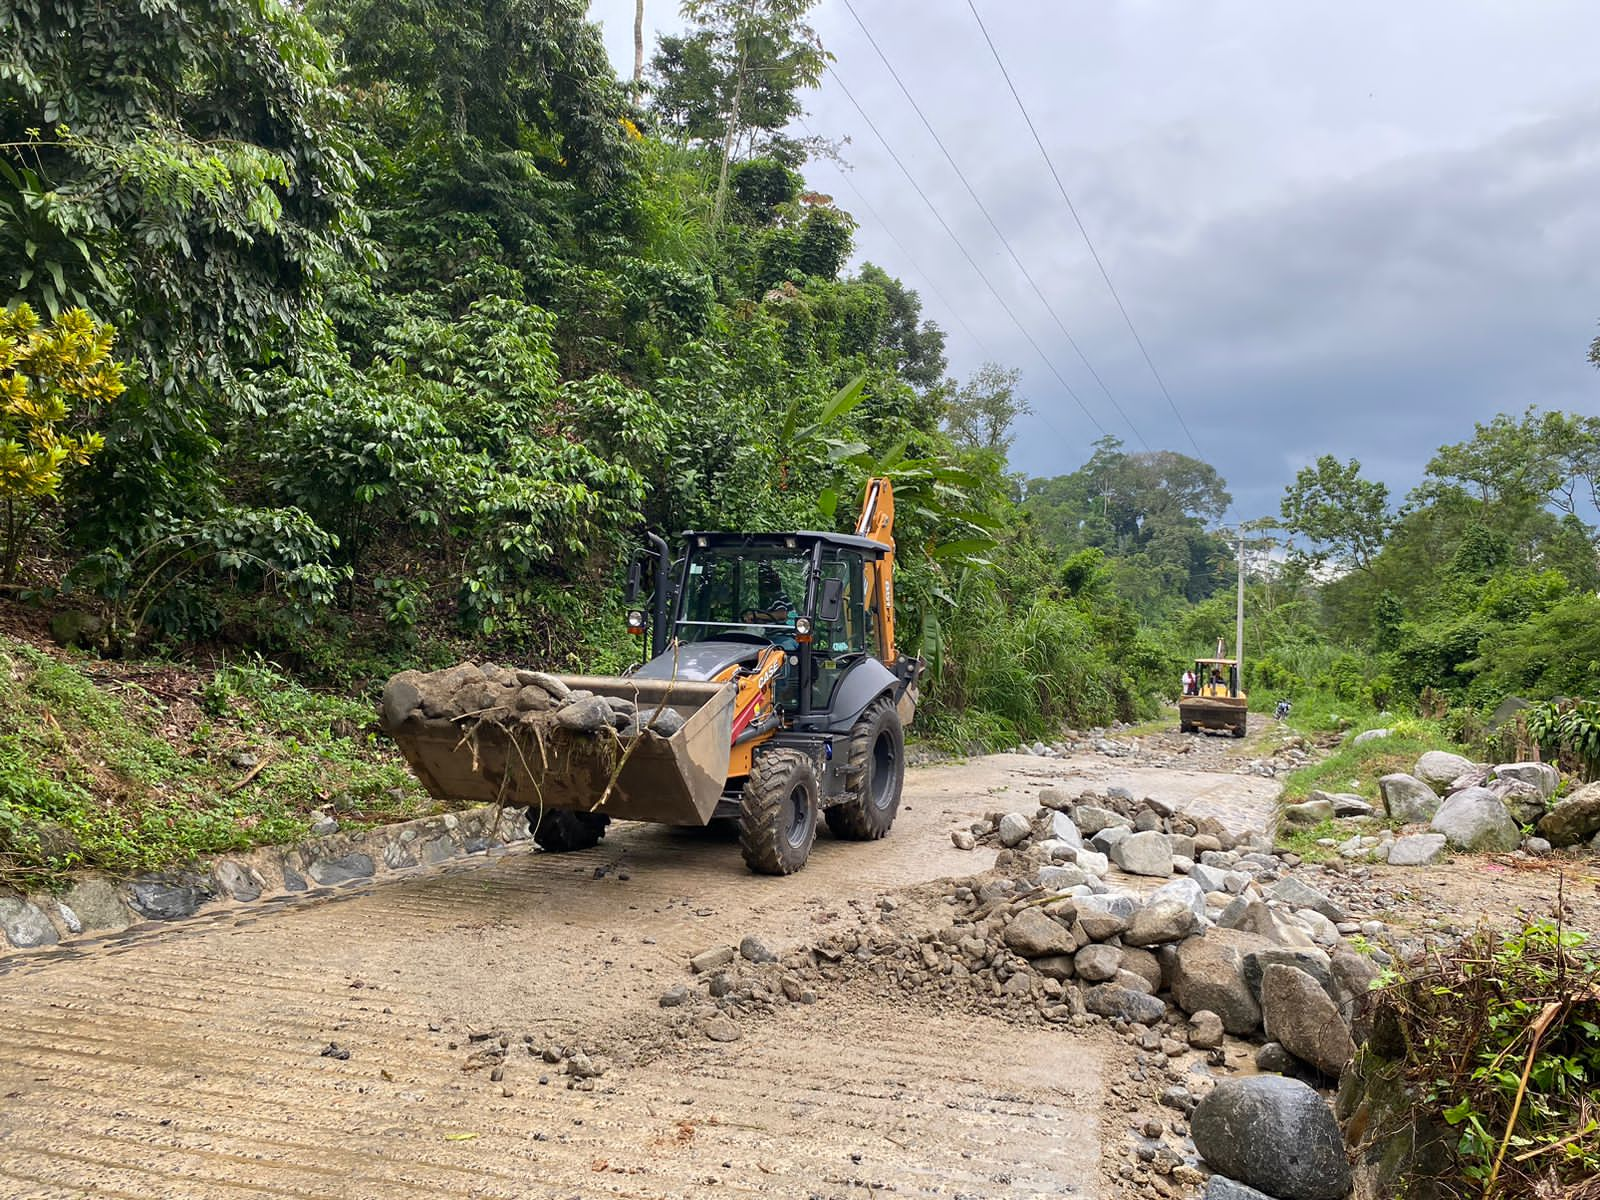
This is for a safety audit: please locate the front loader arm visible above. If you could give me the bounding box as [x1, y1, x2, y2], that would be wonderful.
[856, 477, 897, 664]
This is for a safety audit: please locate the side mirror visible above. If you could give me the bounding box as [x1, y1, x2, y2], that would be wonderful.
[624, 557, 643, 603]
[818, 577, 844, 623]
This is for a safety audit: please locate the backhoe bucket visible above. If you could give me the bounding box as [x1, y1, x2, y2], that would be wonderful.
[389, 676, 736, 827]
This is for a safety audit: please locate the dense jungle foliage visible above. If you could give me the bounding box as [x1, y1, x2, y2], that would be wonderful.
[1, 0, 1597, 768]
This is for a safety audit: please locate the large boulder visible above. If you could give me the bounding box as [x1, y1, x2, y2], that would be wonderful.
[1537, 781, 1600, 847]
[1072, 805, 1132, 836]
[1379, 773, 1441, 823]
[1415, 750, 1476, 791]
[1124, 899, 1200, 947]
[1109, 830, 1174, 877]
[1218, 899, 1316, 947]
[1350, 728, 1391, 746]
[1172, 930, 1267, 1035]
[997, 811, 1032, 847]
[1002, 908, 1076, 958]
[1492, 780, 1548, 826]
[1083, 982, 1166, 1025]
[1074, 943, 1122, 982]
[1430, 787, 1520, 853]
[1260, 964, 1356, 1077]
[0, 897, 59, 948]
[1492, 761, 1559, 800]
[1385, 833, 1446, 866]
[1270, 876, 1347, 923]
[1243, 945, 1334, 1003]
[1192, 1076, 1353, 1200]
[1148, 876, 1207, 920]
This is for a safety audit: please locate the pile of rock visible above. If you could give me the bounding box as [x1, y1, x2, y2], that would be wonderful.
[1309, 750, 1581, 863]
[382, 661, 687, 741]
[658, 936, 820, 1044]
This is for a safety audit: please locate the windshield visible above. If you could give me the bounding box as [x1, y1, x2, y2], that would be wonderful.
[677, 547, 811, 644]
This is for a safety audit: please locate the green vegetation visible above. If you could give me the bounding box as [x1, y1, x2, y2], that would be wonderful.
[1371, 919, 1600, 1197]
[0, 637, 422, 887]
[1278, 719, 1463, 803]
[0, 0, 1596, 883]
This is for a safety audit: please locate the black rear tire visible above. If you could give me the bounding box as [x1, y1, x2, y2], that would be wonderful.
[738, 749, 818, 875]
[532, 809, 609, 852]
[825, 697, 905, 841]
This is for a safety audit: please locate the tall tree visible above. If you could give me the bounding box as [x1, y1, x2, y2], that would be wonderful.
[648, 0, 828, 226]
[1279, 455, 1391, 572]
[944, 363, 1028, 455]
[634, 0, 647, 84]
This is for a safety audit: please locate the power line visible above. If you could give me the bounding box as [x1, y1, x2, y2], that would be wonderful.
[842, 0, 1150, 452]
[826, 65, 1109, 439]
[798, 117, 995, 359]
[964, 0, 1206, 467]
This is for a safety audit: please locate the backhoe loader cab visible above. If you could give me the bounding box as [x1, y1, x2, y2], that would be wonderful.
[381, 479, 923, 875]
[1179, 655, 1248, 738]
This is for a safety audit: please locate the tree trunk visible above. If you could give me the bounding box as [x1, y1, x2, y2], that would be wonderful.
[711, 43, 747, 230]
[633, 0, 645, 84]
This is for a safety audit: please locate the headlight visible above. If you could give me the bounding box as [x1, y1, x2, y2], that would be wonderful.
[794, 617, 813, 636]
[626, 609, 646, 632]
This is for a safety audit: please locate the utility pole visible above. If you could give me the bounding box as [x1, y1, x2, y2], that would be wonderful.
[633, 0, 646, 85]
[1234, 534, 1246, 691]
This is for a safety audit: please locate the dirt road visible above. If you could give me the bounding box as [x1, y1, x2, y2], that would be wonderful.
[0, 744, 1281, 1200]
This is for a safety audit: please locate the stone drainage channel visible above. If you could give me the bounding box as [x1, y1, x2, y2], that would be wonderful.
[0, 746, 1306, 1200]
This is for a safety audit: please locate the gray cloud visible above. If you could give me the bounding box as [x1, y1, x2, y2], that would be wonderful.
[588, 1, 1600, 520]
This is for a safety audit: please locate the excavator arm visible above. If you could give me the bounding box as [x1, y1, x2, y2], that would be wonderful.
[855, 477, 897, 664]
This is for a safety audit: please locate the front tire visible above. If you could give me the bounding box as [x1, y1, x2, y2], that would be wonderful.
[826, 697, 905, 841]
[738, 749, 819, 875]
[532, 809, 609, 852]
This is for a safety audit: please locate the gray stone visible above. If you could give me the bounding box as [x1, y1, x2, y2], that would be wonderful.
[1191, 1076, 1352, 1200]
[1385, 832, 1446, 866]
[213, 860, 262, 902]
[1350, 728, 1391, 746]
[1204, 1176, 1278, 1200]
[1119, 946, 1163, 992]
[1090, 824, 1133, 855]
[1049, 811, 1083, 849]
[1494, 781, 1548, 826]
[306, 853, 376, 887]
[1430, 787, 1520, 853]
[1261, 964, 1356, 1077]
[1282, 798, 1335, 826]
[60, 879, 130, 932]
[1415, 750, 1476, 791]
[281, 865, 307, 892]
[1073, 943, 1120, 984]
[54, 901, 81, 934]
[1038, 788, 1071, 811]
[1073, 848, 1110, 875]
[1329, 948, 1383, 1028]
[0, 897, 59, 947]
[1523, 836, 1553, 856]
[1257, 1041, 1296, 1073]
[1537, 781, 1600, 847]
[1072, 805, 1133, 836]
[1188, 1009, 1225, 1050]
[380, 671, 424, 730]
[659, 985, 690, 1007]
[1243, 946, 1335, 1002]
[309, 813, 338, 836]
[1031, 953, 1077, 981]
[701, 1014, 741, 1043]
[1110, 830, 1174, 877]
[1039, 864, 1091, 890]
[1379, 773, 1441, 823]
[951, 829, 976, 850]
[1493, 761, 1560, 799]
[997, 811, 1032, 847]
[1172, 930, 1268, 1035]
[1074, 904, 1130, 942]
[1270, 876, 1347, 923]
[1310, 789, 1374, 818]
[382, 840, 417, 870]
[127, 878, 210, 920]
[739, 935, 777, 964]
[690, 946, 736, 973]
[1003, 908, 1076, 958]
[1083, 982, 1166, 1025]
[1149, 876, 1207, 920]
[555, 695, 614, 733]
[1189, 862, 1231, 894]
[421, 835, 456, 865]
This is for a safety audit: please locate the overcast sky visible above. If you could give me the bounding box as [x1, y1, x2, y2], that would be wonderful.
[587, 1, 1600, 521]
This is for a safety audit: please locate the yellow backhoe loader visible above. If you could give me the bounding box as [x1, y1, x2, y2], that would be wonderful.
[1179, 637, 1248, 738]
[379, 479, 923, 874]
